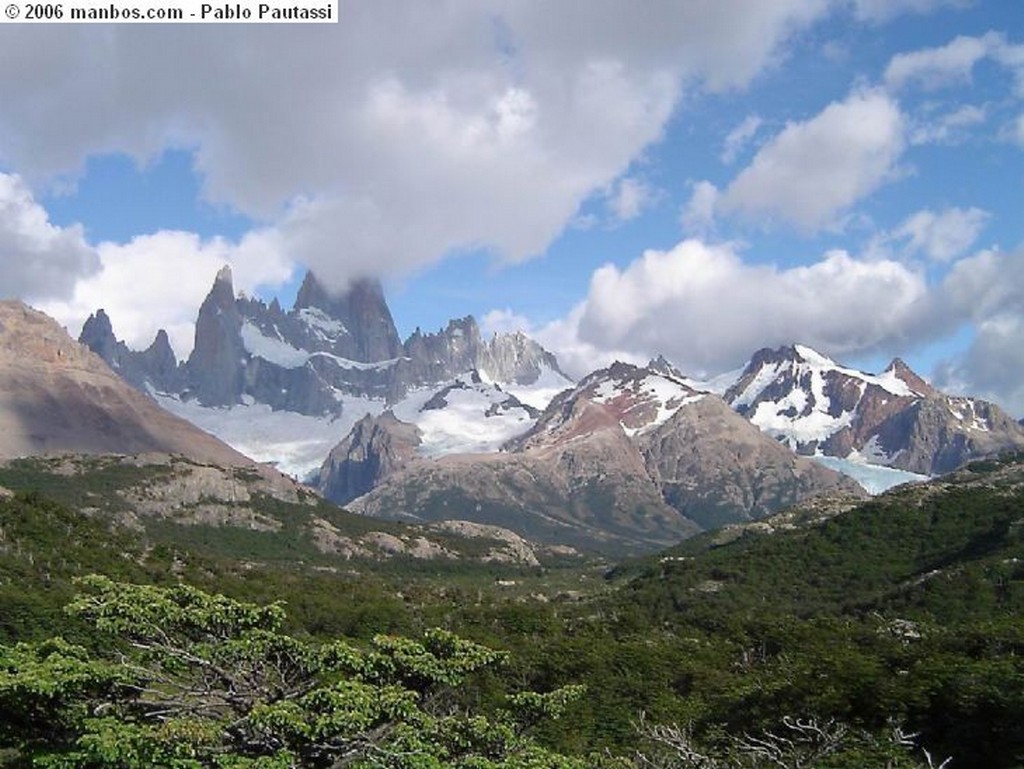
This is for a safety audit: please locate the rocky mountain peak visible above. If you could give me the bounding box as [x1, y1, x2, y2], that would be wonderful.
[79, 309, 119, 363]
[80, 307, 114, 343]
[317, 411, 423, 505]
[511, 360, 704, 451]
[884, 357, 934, 397]
[483, 327, 568, 385]
[78, 309, 182, 394]
[747, 343, 805, 367]
[187, 266, 245, 406]
[293, 272, 402, 362]
[647, 354, 686, 379]
[207, 264, 237, 306]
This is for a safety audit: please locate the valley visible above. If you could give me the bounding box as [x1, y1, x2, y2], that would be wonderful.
[0, 281, 1021, 766]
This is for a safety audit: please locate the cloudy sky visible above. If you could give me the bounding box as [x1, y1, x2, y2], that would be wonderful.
[2, 1, 1023, 413]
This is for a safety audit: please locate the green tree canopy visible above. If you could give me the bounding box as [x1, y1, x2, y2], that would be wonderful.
[0, 576, 591, 768]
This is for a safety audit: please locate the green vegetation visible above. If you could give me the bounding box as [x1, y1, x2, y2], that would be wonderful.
[1, 453, 1023, 766]
[0, 577, 593, 768]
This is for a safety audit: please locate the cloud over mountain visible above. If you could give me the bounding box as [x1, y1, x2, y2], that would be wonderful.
[0, 173, 98, 302]
[557, 239, 933, 376]
[0, 2, 834, 295]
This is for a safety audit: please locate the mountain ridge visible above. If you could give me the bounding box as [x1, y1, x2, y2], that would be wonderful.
[724, 343, 1024, 475]
[343, 360, 864, 551]
[0, 300, 267, 472]
[81, 267, 572, 416]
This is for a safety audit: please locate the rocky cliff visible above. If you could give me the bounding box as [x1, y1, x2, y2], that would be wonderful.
[317, 412, 423, 505]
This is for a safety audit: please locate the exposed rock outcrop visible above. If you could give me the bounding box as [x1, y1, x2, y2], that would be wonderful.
[317, 412, 422, 505]
[79, 309, 184, 394]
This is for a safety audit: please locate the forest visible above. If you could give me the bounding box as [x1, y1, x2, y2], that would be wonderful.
[0, 454, 1022, 767]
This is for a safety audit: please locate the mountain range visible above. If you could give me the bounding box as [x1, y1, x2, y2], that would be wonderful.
[81, 266, 568, 413]
[74, 268, 1024, 552]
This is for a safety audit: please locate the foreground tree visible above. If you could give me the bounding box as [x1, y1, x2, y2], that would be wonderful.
[0, 576, 592, 768]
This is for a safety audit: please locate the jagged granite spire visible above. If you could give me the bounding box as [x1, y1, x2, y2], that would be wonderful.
[79, 309, 182, 394]
[294, 272, 402, 362]
[186, 265, 245, 406]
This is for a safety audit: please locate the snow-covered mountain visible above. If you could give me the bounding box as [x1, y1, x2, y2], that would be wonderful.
[78, 267, 1024, 553]
[316, 371, 541, 503]
[724, 344, 1024, 476]
[345, 360, 863, 551]
[81, 267, 572, 479]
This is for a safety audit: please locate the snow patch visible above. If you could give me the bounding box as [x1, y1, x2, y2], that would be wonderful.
[684, 366, 744, 395]
[310, 352, 403, 371]
[732, 361, 783, 408]
[588, 369, 705, 435]
[241, 322, 309, 369]
[298, 307, 347, 337]
[155, 393, 384, 479]
[390, 375, 535, 457]
[501, 365, 574, 410]
[809, 454, 929, 495]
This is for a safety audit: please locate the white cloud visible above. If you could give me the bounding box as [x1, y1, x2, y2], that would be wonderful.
[933, 246, 1024, 415]
[555, 239, 933, 376]
[0, 173, 99, 302]
[0, 2, 836, 296]
[717, 89, 905, 232]
[884, 32, 1005, 91]
[1008, 114, 1024, 146]
[910, 104, 987, 145]
[941, 314, 1024, 416]
[941, 246, 1024, 323]
[534, 304, 646, 380]
[532, 238, 1024, 417]
[680, 180, 720, 235]
[893, 206, 990, 262]
[721, 114, 762, 164]
[37, 229, 294, 359]
[480, 308, 533, 337]
[851, 0, 971, 23]
[606, 177, 655, 223]
[992, 37, 1024, 97]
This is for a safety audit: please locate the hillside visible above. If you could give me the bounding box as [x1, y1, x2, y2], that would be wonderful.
[1, 448, 1022, 766]
[0, 301, 260, 469]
